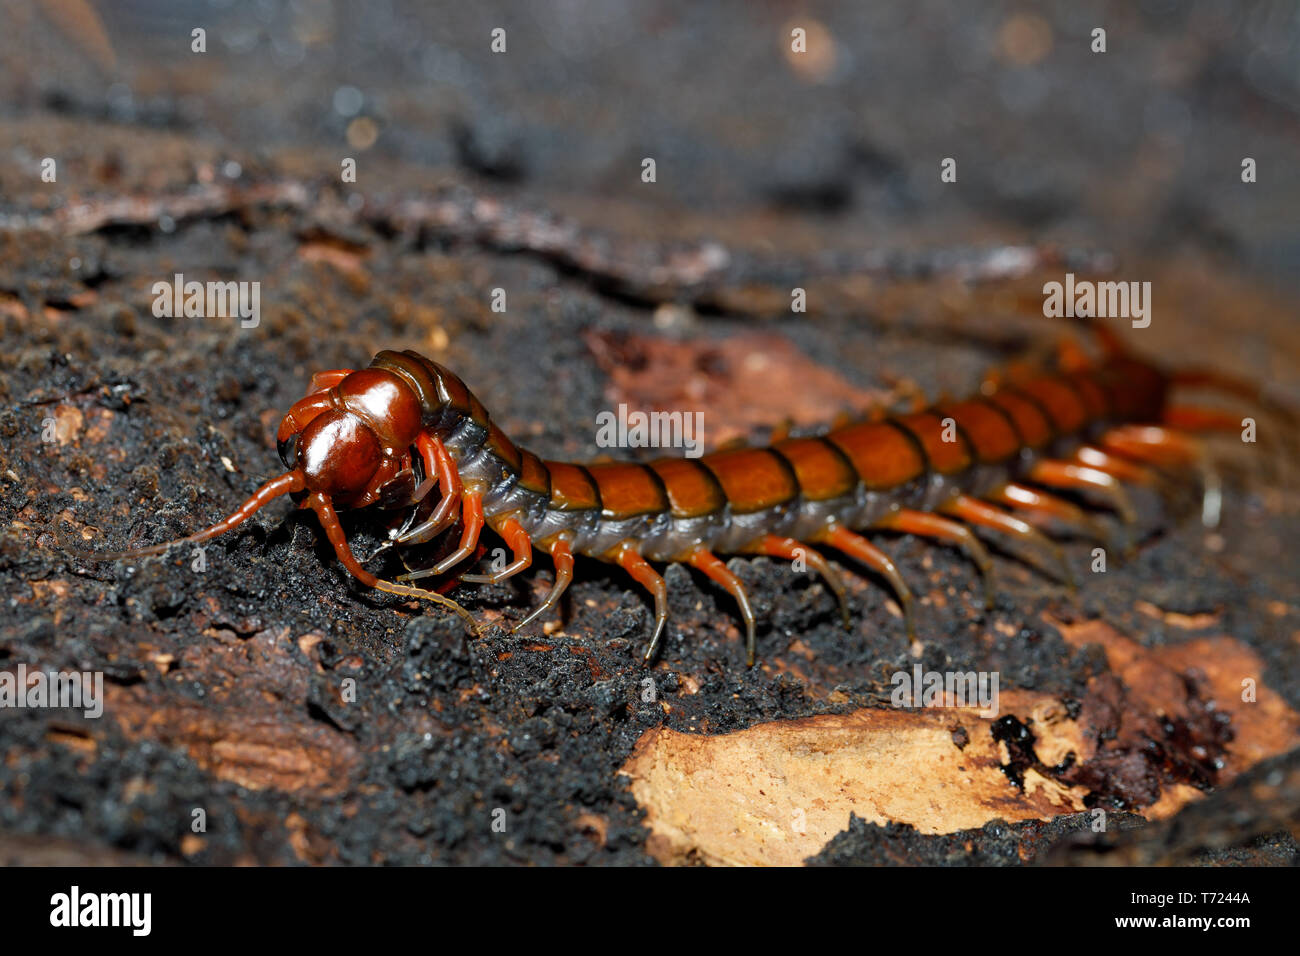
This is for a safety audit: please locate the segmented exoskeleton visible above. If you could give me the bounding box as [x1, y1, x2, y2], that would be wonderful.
[66, 327, 1279, 664]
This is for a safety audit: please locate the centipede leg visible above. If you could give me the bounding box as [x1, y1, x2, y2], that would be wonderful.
[748, 534, 850, 628]
[874, 509, 996, 611]
[939, 494, 1074, 587]
[1162, 406, 1285, 491]
[417, 490, 484, 578]
[1073, 445, 1160, 486]
[409, 432, 443, 503]
[687, 549, 758, 666]
[988, 483, 1110, 546]
[364, 434, 450, 566]
[515, 535, 575, 632]
[398, 489, 484, 583]
[1157, 410, 1283, 491]
[307, 491, 480, 633]
[1099, 425, 1223, 528]
[768, 419, 796, 443]
[1170, 368, 1299, 425]
[1099, 425, 1202, 467]
[1162, 406, 1248, 433]
[820, 527, 916, 641]
[615, 546, 669, 663]
[393, 434, 464, 546]
[1027, 459, 1138, 526]
[460, 517, 533, 584]
[1167, 370, 1300, 465]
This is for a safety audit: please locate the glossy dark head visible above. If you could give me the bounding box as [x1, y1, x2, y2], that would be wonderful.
[369, 349, 490, 436]
[276, 368, 425, 507]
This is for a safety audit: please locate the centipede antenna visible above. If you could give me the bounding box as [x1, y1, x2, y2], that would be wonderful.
[59, 470, 307, 562]
[371, 576, 482, 636]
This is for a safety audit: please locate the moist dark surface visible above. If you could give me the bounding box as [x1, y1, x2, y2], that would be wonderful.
[1, 2, 1298, 865]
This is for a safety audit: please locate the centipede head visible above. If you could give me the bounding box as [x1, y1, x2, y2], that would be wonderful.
[276, 368, 425, 509]
[59, 362, 482, 635]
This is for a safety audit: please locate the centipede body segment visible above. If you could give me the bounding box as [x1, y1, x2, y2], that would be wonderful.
[68, 329, 1272, 666]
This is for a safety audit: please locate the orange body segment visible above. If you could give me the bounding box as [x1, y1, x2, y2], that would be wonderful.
[516, 449, 552, 497]
[1015, 377, 1090, 433]
[545, 462, 601, 512]
[891, 412, 971, 475]
[585, 461, 669, 519]
[648, 458, 726, 518]
[985, 390, 1054, 449]
[827, 421, 927, 490]
[700, 447, 799, 514]
[772, 436, 859, 501]
[1063, 372, 1110, 420]
[937, 399, 1022, 464]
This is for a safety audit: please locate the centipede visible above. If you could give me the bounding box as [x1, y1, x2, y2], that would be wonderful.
[62, 323, 1291, 665]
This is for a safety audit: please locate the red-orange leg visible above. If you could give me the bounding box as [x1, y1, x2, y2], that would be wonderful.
[461, 517, 533, 584]
[1162, 406, 1249, 433]
[1163, 405, 1283, 480]
[1099, 425, 1223, 528]
[614, 545, 669, 663]
[988, 483, 1110, 547]
[819, 526, 916, 641]
[939, 494, 1074, 587]
[432, 490, 485, 575]
[687, 549, 758, 665]
[1169, 369, 1300, 427]
[747, 534, 850, 627]
[515, 534, 576, 632]
[1099, 425, 1202, 467]
[409, 431, 441, 503]
[1027, 459, 1137, 525]
[1074, 445, 1159, 486]
[398, 489, 485, 581]
[309, 492, 382, 587]
[307, 491, 479, 632]
[874, 508, 995, 611]
[768, 419, 796, 443]
[394, 433, 464, 546]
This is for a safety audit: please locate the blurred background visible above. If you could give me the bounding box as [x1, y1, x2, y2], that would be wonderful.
[2, 0, 1298, 279]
